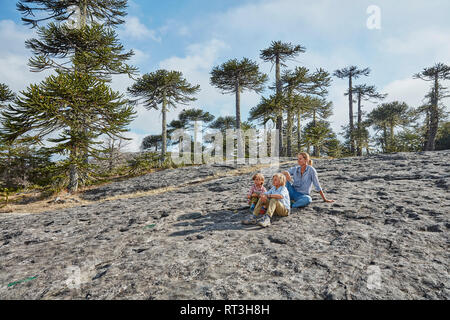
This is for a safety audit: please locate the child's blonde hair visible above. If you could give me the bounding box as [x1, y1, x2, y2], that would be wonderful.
[252, 173, 265, 182]
[272, 173, 286, 186]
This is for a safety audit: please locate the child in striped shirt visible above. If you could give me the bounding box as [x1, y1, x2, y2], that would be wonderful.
[247, 173, 267, 212]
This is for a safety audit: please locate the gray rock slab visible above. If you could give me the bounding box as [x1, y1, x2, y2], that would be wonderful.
[0, 151, 449, 299]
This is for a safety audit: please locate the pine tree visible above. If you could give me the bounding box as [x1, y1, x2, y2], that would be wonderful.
[127, 70, 200, 162]
[367, 101, 414, 153]
[1, 72, 135, 189]
[333, 66, 370, 155]
[414, 63, 450, 151]
[4, 0, 137, 192]
[141, 135, 162, 152]
[0, 84, 15, 105]
[347, 84, 387, 156]
[282, 67, 332, 156]
[210, 58, 267, 130]
[260, 41, 306, 156]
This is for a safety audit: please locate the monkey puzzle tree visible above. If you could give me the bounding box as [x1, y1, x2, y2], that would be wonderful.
[414, 63, 450, 151]
[333, 66, 371, 155]
[260, 41, 306, 155]
[249, 95, 279, 130]
[141, 134, 162, 152]
[0, 84, 15, 106]
[128, 70, 200, 162]
[282, 67, 332, 156]
[367, 101, 415, 153]
[347, 84, 387, 156]
[210, 58, 267, 130]
[4, 0, 137, 192]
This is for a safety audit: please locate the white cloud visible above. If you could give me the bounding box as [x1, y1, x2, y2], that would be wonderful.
[159, 39, 236, 114]
[381, 77, 437, 108]
[0, 20, 52, 93]
[119, 16, 161, 42]
[381, 28, 450, 63]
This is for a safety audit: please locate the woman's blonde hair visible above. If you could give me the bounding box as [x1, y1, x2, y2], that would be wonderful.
[252, 173, 265, 182]
[298, 152, 313, 166]
[272, 173, 286, 186]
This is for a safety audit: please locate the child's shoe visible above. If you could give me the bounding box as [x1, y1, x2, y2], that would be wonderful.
[242, 214, 258, 225]
[259, 206, 267, 215]
[258, 214, 271, 228]
[249, 204, 256, 212]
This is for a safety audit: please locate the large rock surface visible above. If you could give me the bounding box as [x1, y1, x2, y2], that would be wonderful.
[0, 151, 449, 300]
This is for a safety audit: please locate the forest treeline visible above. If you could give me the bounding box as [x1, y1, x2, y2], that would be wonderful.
[0, 0, 449, 198]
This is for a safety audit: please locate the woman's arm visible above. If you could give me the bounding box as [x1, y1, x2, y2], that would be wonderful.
[319, 190, 335, 203]
[310, 168, 334, 203]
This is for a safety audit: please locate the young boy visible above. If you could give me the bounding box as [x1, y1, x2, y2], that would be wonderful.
[242, 173, 290, 227]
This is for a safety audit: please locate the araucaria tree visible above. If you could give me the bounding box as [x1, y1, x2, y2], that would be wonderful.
[260, 41, 306, 155]
[348, 84, 387, 156]
[1, 0, 137, 192]
[282, 67, 332, 156]
[367, 101, 414, 153]
[210, 58, 267, 130]
[127, 70, 200, 162]
[414, 63, 450, 151]
[334, 66, 370, 155]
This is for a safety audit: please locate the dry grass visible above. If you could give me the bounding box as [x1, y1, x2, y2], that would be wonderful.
[0, 160, 295, 216]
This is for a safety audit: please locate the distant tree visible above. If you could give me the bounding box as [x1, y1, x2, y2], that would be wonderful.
[128, 70, 200, 162]
[367, 101, 415, 153]
[324, 137, 345, 158]
[210, 58, 267, 130]
[395, 129, 424, 152]
[334, 66, 371, 155]
[141, 134, 162, 152]
[209, 116, 236, 133]
[414, 63, 450, 151]
[260, 41, 306, 155]
[100, 136, 131, 173]
[249, 95, 279, 130]
[347, 84, 387, 156]
[302, 120, 334, 157]
[435, 121, 450, 150]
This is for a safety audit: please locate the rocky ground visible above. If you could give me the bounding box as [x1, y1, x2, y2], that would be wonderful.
[0, 151, 449, 300]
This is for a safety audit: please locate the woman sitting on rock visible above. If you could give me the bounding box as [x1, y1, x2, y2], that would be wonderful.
[282, 152, 335, 208]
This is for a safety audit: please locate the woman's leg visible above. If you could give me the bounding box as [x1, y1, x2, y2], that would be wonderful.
[292, 194, 312, 208]
[286, 181, 302, 204]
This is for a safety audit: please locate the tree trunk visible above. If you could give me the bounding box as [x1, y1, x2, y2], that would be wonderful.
[383, 126, 388, 153]
[312, 110, 319, 157]
[161, 93, 167, 162]
[348, 75, 355, 155]
[275, 56, 283, 156]
[389, 123, 395, 152]
[68, 148, 79, 193]
[235, 82, 241, 129]
[286, 95, 293, 157]
[296, 109, 302, 154]
[425, 75, 440, 151]
[357, 93, 362, 156]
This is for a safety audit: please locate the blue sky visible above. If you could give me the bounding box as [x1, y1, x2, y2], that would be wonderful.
[1, 0, 449, 151]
